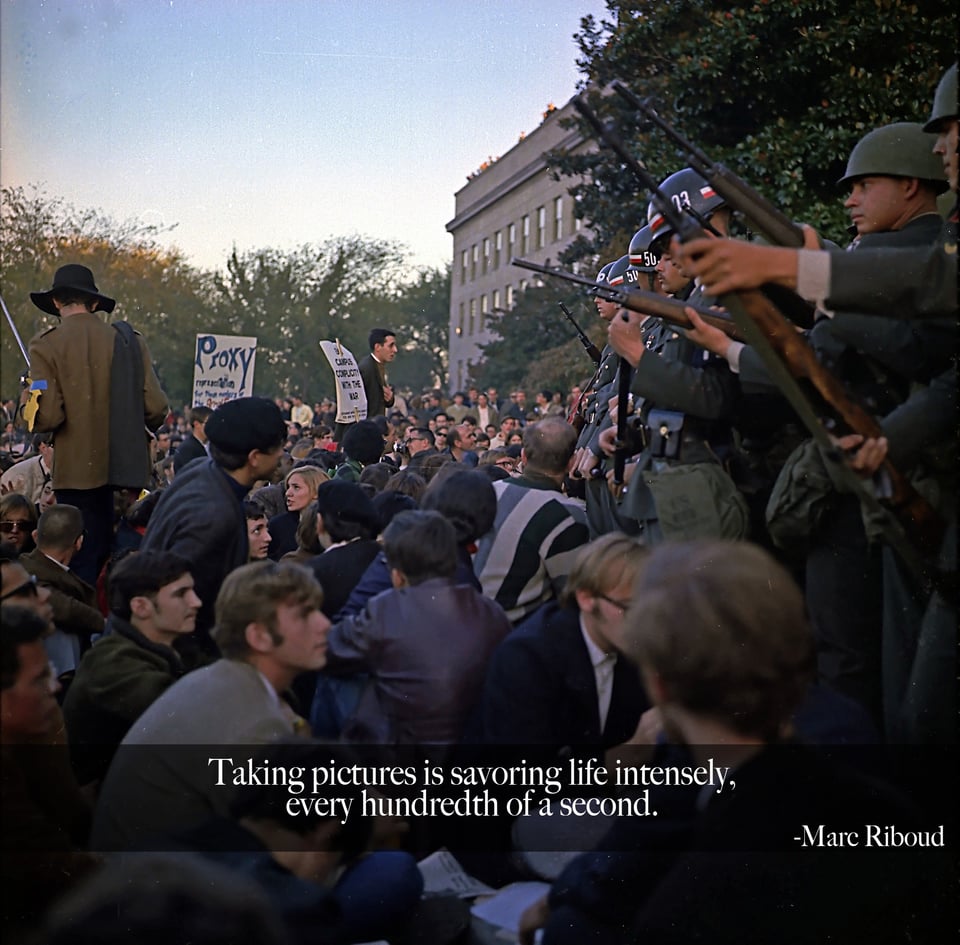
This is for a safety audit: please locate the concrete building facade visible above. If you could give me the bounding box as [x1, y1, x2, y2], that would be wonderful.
[445, 99, 594, 392]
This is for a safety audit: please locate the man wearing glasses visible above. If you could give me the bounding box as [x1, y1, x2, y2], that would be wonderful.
[1, 544, 54, 628]
[402, 427, 437, 472]
[480, 533, 649, 755]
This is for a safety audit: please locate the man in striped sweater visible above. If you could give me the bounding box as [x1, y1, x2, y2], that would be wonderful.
[475, 417, 589, 624]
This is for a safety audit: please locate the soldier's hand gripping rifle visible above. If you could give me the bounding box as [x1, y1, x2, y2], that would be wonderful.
[558, 302, 603, 365]
[513, 259, 746, 342]
[1, 294, 45, 431]
[571, 93, 944, 593]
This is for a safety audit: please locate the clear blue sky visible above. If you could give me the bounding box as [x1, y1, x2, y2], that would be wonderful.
[2, 0, 608, 274]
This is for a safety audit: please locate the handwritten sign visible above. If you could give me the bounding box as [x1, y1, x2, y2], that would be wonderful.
[192, 334, 257, 406]
[318, 340, 367, 424]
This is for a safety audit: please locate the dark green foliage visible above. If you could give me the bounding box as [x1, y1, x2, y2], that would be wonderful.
[474, 279, 605, 394]
[555, 0, 953, 261]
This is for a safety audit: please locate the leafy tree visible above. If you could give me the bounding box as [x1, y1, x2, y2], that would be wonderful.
[474, 279, 603, 393]
[383, 265, 451, 391]
[0, 185, 212, 407]
[209, 237, 406, 402]
[553, 0, 954, 261]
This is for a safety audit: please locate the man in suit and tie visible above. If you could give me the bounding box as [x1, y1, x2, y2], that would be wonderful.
[334, 328, 398, 443]
[480, 532, 650, 758]
[359, 328, 398, 419]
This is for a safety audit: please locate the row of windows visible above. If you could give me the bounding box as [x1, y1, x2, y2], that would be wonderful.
[453, 281, 532, 337]
[459, 196, 577, 285]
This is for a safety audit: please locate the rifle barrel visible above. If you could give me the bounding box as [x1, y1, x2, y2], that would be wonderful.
[512, 258, 744, 341]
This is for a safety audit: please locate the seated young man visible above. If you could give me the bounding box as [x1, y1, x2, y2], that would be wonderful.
[519, 541, 948, 945]
[62, 551, 200, 786]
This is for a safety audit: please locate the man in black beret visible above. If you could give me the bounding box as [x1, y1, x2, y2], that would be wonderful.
[141, 397, 287, 664]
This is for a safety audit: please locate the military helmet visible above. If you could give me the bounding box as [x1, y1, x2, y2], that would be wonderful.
[923, 62, 957, 132]
[647, 168, 725, 239]
[838, 122, 948, 192]
[627, 225, 660, 273]
[594, 255, 635, 296]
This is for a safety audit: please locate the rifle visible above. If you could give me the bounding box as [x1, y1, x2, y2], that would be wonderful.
[610, 81, 817, 329]
[571, 93, 944, 591]
[611, 80, 805, 249]
[514, 258, 746, 342]
[558, 302, 603, 365]
[0, 294, 45, 431]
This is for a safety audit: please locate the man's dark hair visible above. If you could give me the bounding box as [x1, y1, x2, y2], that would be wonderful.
[421, 469, 497, 545]
[124, 490, 163, 529]
[383, 510, 457, 585]
[107, 551, 194, 621]
[1, 604, 49, 690]
[35, 504, 84, 550]
[368, 328, 396, 350]
[31, 432, 54, 450]
[407, 427, 435, 448]
[242, 500, 267, 522]
[208, 443, 250, 471]
[51, 290, 97, 310]
[358, 462, 396, 493]
[341, 420, 384, 466]
[189, 405, 213, 424]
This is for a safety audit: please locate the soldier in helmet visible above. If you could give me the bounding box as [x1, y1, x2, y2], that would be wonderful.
[627, 224, 663, 294]
[675, 72, 957, 740]
[839, 121, 948, 240]
[596, 169, 748, 545]
[678, 63, 957, 317]
[571, 256, 634, 481]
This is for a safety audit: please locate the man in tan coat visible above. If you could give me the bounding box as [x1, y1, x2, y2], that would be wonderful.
[23, 264, 168, 583]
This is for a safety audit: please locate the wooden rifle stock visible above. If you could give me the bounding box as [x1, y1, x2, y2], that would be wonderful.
[571, 91, 944, 580]
[726, 287, 945, 557]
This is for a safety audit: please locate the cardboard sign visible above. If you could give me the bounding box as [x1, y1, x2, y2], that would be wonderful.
[192, 334, 257, 406]
[319, 339, 367, 424]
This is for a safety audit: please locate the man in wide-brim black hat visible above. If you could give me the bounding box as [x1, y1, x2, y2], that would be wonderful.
[21, 264, 168, 584]
[29, 264, 117, 317]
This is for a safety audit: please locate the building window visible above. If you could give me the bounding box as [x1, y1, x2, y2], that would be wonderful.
[521, 215, 530, 255]
[536, 206, 546, 249]
[482, 238, 490, 275]
[554, 196, 563, 241]
[469, 298, 477, 336]
[492, 288, 501, 311]
[494, 230, 502, 269]
[461, 250, 468, 285]
[457, 302, 464, 336]
[519, 278, 528, 294]
[471, 244, 478, 281]
[507, 224, 516, 261]
[505, 284, 514, 308]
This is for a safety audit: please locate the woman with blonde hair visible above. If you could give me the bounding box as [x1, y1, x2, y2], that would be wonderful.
[266, 464, 329, 559]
